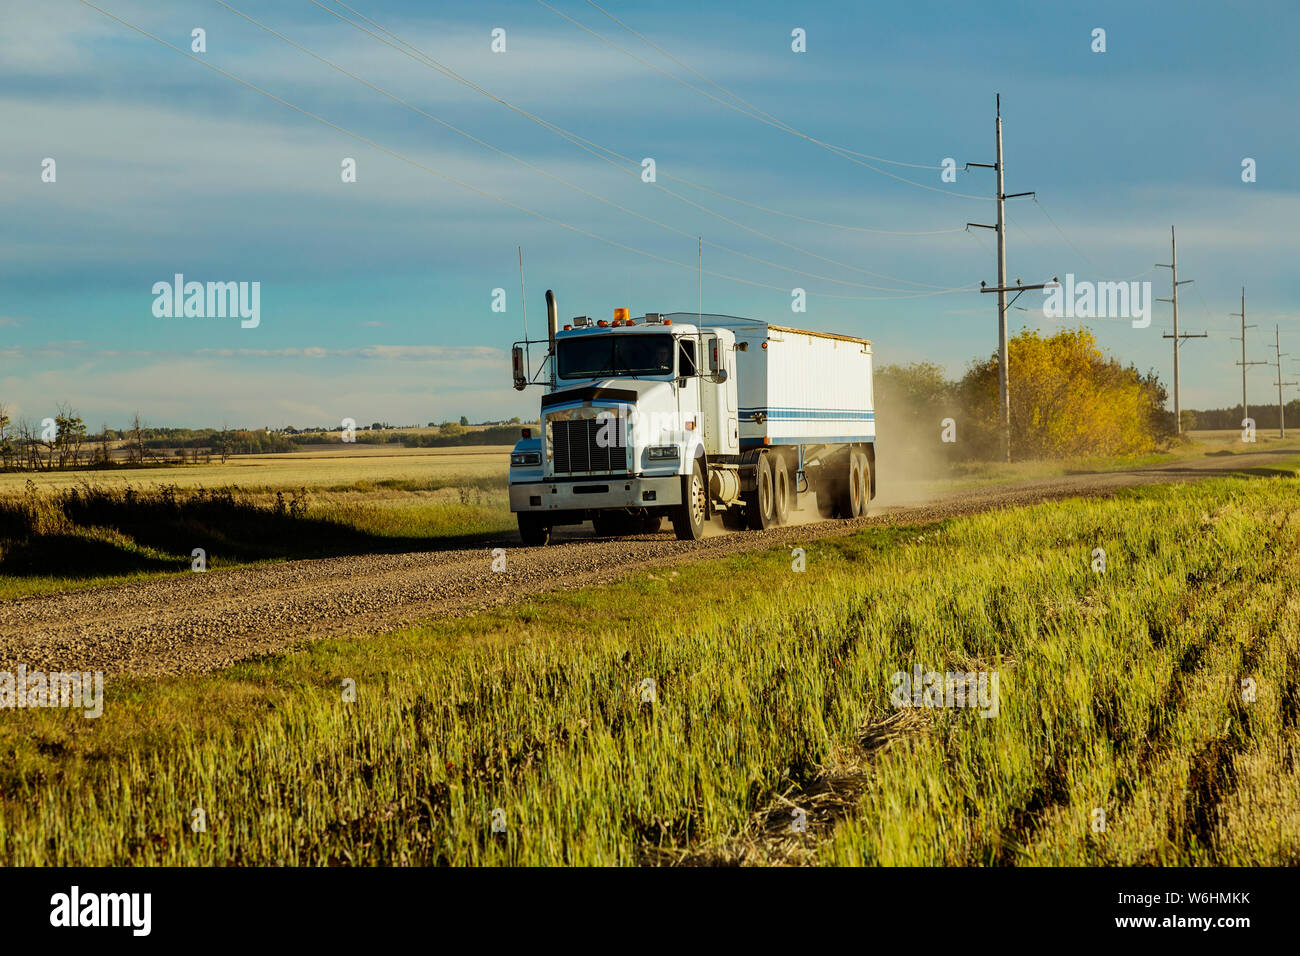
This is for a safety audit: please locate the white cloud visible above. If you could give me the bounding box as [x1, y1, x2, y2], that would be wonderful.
[0, 342, 526, 426]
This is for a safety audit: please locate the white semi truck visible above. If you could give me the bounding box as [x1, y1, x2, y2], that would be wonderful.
[508, 290, 875, 544]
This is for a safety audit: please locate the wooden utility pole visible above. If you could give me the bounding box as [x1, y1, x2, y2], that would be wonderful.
[1156, 226, 1205, 433]
[1271, 325, 1296, 438]
[966, 94, 1038, 461]
[1231, 288, 1267, 424]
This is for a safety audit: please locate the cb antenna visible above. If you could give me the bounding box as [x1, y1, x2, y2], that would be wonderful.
[698, 235, 703, 325]
[518, 245, 529, 374]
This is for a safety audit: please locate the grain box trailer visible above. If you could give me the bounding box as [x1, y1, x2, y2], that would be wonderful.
[508, 292, 875, 544]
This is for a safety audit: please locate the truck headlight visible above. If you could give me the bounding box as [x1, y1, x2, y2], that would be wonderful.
[647, 445, 680, 460]
[511, 451, 541, 466]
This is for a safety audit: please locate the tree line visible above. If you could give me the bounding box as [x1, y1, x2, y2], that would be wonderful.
[1179, 401, 1300, 432]
[0, 406, 305, 471]
[0, 407, 535, 472]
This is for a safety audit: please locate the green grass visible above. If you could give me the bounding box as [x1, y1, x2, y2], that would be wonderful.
[0, 480, 515, 600]
[2, 471, 1298, 865]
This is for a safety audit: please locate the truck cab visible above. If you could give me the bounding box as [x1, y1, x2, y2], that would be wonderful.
[509, 312, 738, 544]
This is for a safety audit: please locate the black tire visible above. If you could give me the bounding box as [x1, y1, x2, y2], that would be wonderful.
[672, 458, 707, 540]
[772, 455, 791, 525]
[746, 455, 776, 530]
[596, 512, 645, 537]
[836, 447, 869, 518]
[720, 506, 747, 530]
[517, 513, 551, 545]
[639, 514, 664, 534]
[861, 449, 875, 504]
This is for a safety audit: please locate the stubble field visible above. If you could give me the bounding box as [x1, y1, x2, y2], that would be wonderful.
[1, 459, 1297, 865]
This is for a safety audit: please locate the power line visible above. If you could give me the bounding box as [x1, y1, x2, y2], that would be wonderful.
[319, 0, 964, 235]
[310, 0, 969, 287]
[579, 0, 941, 170]
[1031, 197, 1099, 273]
[76, 0, 964, 303]
[534, 0, 995, 201]
[213, 0, 964, 294]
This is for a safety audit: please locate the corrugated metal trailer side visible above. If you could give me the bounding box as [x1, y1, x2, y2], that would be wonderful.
[711, 319, 874, 449]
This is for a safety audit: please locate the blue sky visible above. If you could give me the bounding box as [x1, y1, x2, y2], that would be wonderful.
[2, 0, 1297, 428]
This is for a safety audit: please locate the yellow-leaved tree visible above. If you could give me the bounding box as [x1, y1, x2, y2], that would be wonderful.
[958, 328, 1173, 459]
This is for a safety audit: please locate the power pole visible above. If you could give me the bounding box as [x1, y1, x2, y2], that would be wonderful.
[966, 94, 1038, 462]
[1156, 226, 1205, 434]
[1231, 287, 1267, 425]
[1271, 325, 1296, 438]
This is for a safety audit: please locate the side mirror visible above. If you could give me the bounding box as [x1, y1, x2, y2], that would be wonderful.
[707, 337, 729, 382]
[511, 345, 527, 391]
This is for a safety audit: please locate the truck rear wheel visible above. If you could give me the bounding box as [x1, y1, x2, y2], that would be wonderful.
[517, 514, 551, 546]
[835, 448, 869, 518]
[672, 458, 707, 541]
[747, 456, 776, 530]
[854, 449, 872, 514]
[772, 455, 792, 525]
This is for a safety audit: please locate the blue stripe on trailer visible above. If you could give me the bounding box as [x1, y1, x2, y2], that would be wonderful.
[739, 407, 875, 421]
[741, 436, 875, 448]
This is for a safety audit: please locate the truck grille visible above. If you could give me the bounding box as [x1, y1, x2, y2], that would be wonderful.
[550, 417, 622, 474]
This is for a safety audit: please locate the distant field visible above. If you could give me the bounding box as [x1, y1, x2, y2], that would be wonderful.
[0, 445, 513, 493]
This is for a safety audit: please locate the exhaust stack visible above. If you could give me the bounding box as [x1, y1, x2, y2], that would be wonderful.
[545, 289, 558, 386]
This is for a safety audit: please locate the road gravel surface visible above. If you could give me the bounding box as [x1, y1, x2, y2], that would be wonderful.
[1, 447, 1293, 676]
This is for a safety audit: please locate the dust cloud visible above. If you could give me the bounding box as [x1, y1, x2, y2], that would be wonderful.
[870, 436, 952, 508]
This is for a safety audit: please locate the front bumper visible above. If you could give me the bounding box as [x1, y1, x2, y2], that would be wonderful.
[510, 475, 682, 513]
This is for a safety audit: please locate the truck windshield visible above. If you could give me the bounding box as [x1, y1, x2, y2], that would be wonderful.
[556, 333, 675, 380]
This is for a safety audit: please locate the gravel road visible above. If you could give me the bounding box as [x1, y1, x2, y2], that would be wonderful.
[1, 447, 1293, 676]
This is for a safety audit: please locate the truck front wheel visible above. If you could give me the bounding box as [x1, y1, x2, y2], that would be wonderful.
[747, 456, 776, 530]
[672, 458, 707, 540]
[517, 514, 552, 546]
[772, 455, 792, 525]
